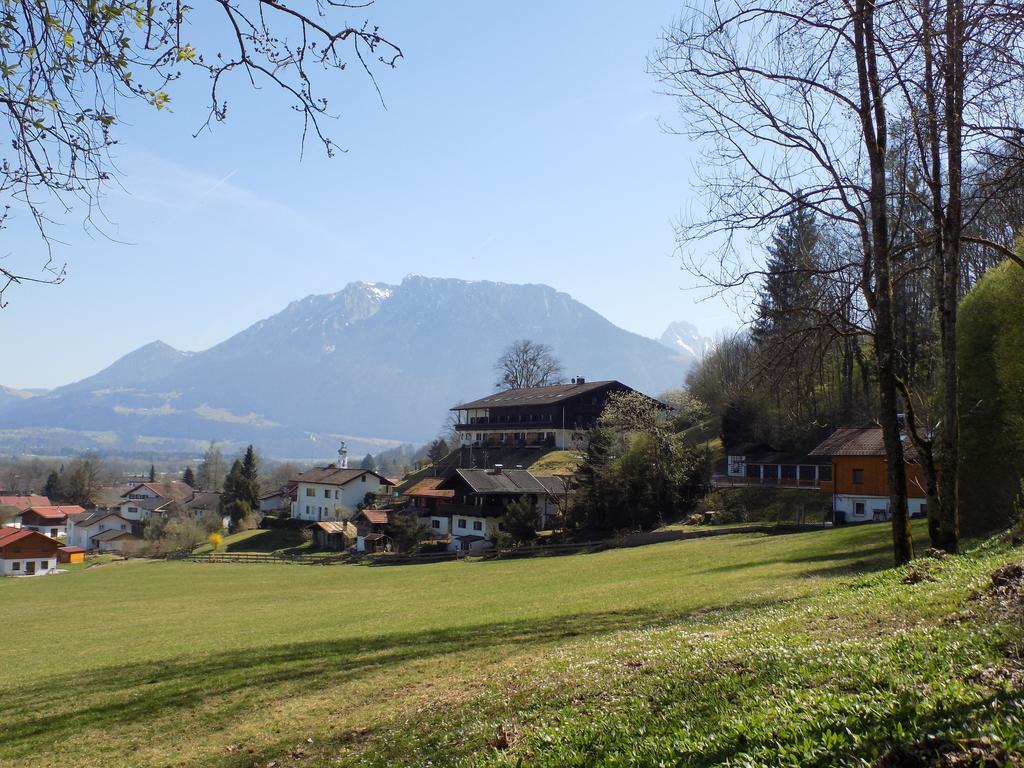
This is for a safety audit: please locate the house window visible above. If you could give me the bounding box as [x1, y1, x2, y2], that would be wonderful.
[361, 475, 367, 482]
[305, 505, 310, 515]
[334, 490, 339, 499]
[432, 520, 441, 529]
[473, 521, 482, 531]
[39, 561, 47, 570]
[11, 562, 20, 571]
[854, 502, 866, 517]
[306, 488, 315, 497]
[457, 519, 467, 529]
[852, 468, 865, 485]
[324, 489, 331, 498]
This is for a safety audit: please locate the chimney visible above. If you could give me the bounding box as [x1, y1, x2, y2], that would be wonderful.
[338, 441, 349, 469]
[493, 464, 503, 475]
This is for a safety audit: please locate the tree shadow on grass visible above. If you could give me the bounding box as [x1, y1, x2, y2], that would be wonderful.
[0, 608, 656, 759]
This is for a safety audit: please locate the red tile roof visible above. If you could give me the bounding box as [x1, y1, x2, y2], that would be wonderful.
[21, 505, 87, 520]
[0, 528, 59, 553]
[0, 527, 23, 544]
[0, 495, 50, 511]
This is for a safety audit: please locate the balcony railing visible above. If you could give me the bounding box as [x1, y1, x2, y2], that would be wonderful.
[455, 418, 556, 430]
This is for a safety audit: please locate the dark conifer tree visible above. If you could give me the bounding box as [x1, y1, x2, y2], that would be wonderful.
[43, 470, 63, 502]
[182, 466, 196, 488]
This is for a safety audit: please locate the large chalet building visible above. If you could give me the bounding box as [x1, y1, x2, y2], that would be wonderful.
[429, 467, 569, 552]
[451, 377, 640, 450]
[810, 426, 929, 523]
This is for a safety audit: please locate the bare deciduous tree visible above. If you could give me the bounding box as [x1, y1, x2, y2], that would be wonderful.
[0, 0, 401, 306]
[653, 0, 1024, 561]
[494, 340, 565, 390]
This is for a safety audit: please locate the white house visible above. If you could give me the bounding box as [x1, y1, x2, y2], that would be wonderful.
[259, 484, 296, 515]
[446, 511, 502, 552]
[67, 511, 134, 550]
[89, 528, 144, 553]
[119, 481, 194, 521]
[290, 464, 394, 523]
[16, 505, 86, 539]
[0, 528, 60, 576]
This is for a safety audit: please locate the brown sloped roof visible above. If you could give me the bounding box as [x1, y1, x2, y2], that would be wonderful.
[185, 491, 222, 513]
[293, 466, 392, 487]
[311, 521, 357, 537]
[452, 380, 623, 410]
[405, 478, 455, 499]
[89, 529, 140, 542]
[122, 481, 194, 502]
[809, 427, 919, 461]
[358, 509, 390, 525]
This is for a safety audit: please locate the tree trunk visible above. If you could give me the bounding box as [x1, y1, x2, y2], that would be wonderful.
[855, 0, 914, 565]
[935, 0, 964, 553]
[876, 296, 915, 566]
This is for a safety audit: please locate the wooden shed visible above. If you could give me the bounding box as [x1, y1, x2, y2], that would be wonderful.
[310, 521, 357, 551]
[58, 546, 86, 564]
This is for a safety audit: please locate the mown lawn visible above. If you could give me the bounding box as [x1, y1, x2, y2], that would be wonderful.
[1, 521, 1020, 767]
[192, 527, 309, 554]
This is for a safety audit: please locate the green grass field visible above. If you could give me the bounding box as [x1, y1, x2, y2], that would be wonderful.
[1, 522, 1021, 767]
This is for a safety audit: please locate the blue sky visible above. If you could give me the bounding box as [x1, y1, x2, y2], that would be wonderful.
[1, 2, 748, 390]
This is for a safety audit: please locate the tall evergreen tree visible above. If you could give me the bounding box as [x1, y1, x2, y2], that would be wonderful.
[240, 445, 260, 507]
[148, 465, 156, 482]
[220, 459, 252, 532]
[751, 206, 821, 344]
[182, 466, 196, 488]
[360, 454, 377, 471]
[43, 470, 63, 502]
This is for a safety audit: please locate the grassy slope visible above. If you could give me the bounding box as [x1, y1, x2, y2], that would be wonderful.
[1, 522, 1021, 767]
[528, 449, 583, 475]
[192, 527, 308, 554]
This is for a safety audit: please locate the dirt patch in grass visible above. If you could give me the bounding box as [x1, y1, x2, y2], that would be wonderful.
[876, 735, 1022, 767]
[976, 563, 1024, 620]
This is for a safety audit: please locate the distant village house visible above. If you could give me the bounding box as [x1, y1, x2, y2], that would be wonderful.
[810, 427, 929, 523]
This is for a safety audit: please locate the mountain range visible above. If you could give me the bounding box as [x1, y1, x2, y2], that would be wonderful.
[0, 277, 712, 459]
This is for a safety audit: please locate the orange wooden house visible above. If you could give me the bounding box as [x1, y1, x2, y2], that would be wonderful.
[809, 427, 929, 524]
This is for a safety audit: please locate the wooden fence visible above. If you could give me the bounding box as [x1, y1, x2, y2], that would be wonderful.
[176, 522, 829, 567]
